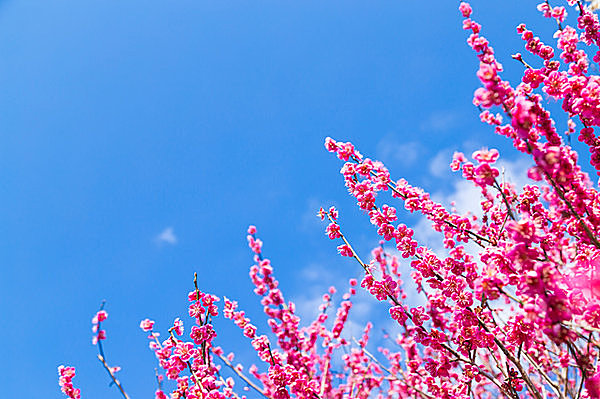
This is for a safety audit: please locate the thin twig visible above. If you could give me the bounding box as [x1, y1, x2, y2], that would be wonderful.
[94, 301, 130, 399]
[97, 354, 130, 399]
[213, 351, 270, 399]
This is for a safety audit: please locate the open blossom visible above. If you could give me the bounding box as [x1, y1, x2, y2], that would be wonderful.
[173, 342, 198, 362]
[140, 318, 155, 332]
[410, 306, 430, 326]
[473, 163, 499, 186]
[390, 305, 408, 324]
[459, 2, 472, 17]
[337, 244, 353, 257]
[472, 148, 499, 164]
[155, 390, 168, 399]
[190, 324, 216, 345]
[325, 222, 341, 239]
[328, 206, 339, 220]
[173, 318, 184, 336]
[92, 310, 107, 324]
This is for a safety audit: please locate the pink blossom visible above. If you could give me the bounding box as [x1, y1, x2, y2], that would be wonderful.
[173, 318, 184, 336]
[92, 310, 107, 324]
[174, 342, 197, 362]
[459, 2, 472, 18]
[472, 148, 499, 164]
[337, 244, 353, 257]
[587, 372, 600, 399]
[473, 163, 499, 186]
[190, 324, 216, 345]
[140, 318, 155, 332]
[325, 223, 341, 239]
[511, 96, 535, 137]
[390, 306, 408, 324]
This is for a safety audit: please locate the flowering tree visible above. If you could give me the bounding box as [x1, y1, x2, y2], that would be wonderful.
[59, 1, 600, 398]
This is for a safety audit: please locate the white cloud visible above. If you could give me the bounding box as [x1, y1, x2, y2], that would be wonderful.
[376, 135, 422, 167]
[428, 148, 454, 178]
[300, 198, 326, 232]
[291, 262, 382, 334]
[155, 227, 177, 245]
[294, 294, 327, 323]
[292, 262, 338, 321]
[420, 110, 459, 133]
[299, 262, 335, 282]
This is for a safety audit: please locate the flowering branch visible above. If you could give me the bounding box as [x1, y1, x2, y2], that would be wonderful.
[213, 350, 270, 399]
[92, 303, 129, 399]
[60, 2, 600, 399]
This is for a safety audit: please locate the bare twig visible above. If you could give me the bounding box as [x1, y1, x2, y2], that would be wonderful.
[213, 350, 270, 399]
[97, 354, 130, 399]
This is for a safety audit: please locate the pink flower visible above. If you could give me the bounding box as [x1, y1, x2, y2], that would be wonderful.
[473, 163, 499, 186]
[190, 324, 217, 345]
[325, 223, 341, 239]
[451, 151, 467, 171]
[92, 329, 106, 345]
[243, 323, 257, 338]
[410, 306, 430, 326]
[155, 390, 168, 399]
[188, 290, 202, 301]
[337, 244, 353, 257]
[586, 372, 600, 399]
[390, 306, 408, 324]
[328, 206, 338, 220]
[317, 207, 326, 220]
[92, 310, 108, 324]
[472, 148, 499, 164]
[174, 342, 197, 362]
[324, 137, 338, 152]
[543, 71, 567, 97]
[459, 2, 472, 18]
[188, 301, 205, 320]
[140, 318, 155, 332]
[173, 318, 184, 336]
[511, 96, 535, 137]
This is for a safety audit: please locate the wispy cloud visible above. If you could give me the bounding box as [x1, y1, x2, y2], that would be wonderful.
[420, 110, 460, 133]
[376, 135, 422, 166]
[300, 197, 339, 233]
[428, 148, 454, 178]
[155, 227, 177, 245]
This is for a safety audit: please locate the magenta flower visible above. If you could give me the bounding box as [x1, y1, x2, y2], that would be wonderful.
[139, 318, 155, 332]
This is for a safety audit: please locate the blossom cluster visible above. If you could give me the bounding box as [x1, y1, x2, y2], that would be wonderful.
[58, 366, 81, 399]
[60, 1, 600, 399]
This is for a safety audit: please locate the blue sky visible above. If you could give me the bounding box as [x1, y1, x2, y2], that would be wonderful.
[0, 1, 583, 397]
